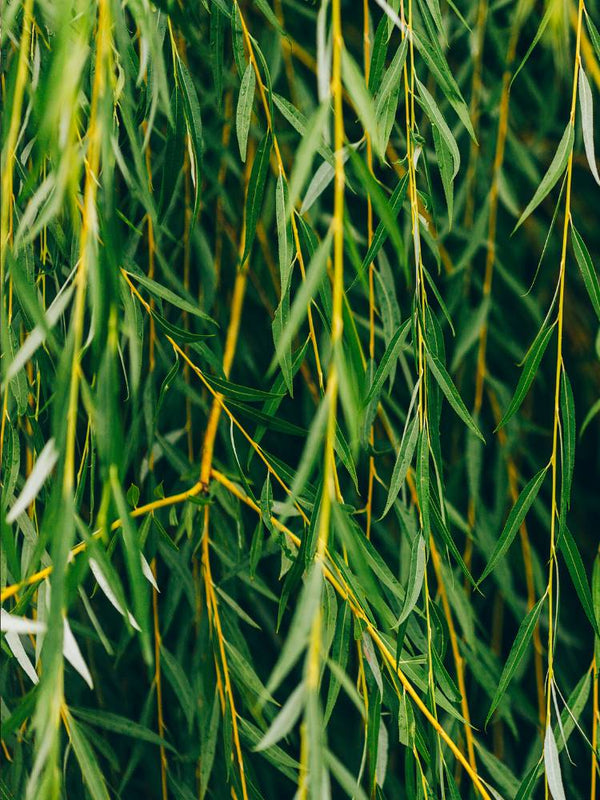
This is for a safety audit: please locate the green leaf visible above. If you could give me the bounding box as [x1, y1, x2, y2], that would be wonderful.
[514, 123, 574, 231]
[125, 270, 216, 323]
[581, 397, 600, 438]
[416, 428, 430, 536]
[242, 131, 273, 264]
[271, 93, 335, 167]
[396, 534, 426, 626]
[578, 65, 600, 185]
[71, 707, 175, 751]
[510, 5, 552, 87]
[416, 76, 460, 179]
[65, 711, 111, 800]
[432, 122, 455, 228]
[236, 62, 255, 163]
[571, 222, 600, 321]
[347, 147, 404, 265]
[586, 14, 600, 64]
[424, 345, 485, 442]
[176, 56, 203, 226]
[255, 682, 305, 751]
[364, 320, 411, 406]
[430, 501, 476, 587]
[497, 322, 556, 429]
[269, 230, 332, 372]
[287, 102, 329, 215]
[203, 373, 285, 403]
[199, 694, 220, 799]
[558, 526, 600, 638]
[380, 415, 419, 519]
[352, 173, 409, 289]
[276, 171, 291, 296]
[341, 48, 382, 158]
[161, 644, 196, 730]
[6, 439, 58, 524]
[265, 565, 323, 698]
[559, 369, 575, 516]
[110, 466, 152, 664]
[544, 725, 566, 800]
[479, 466, 549, 584]
[485, 595, 545, 726]
[375, 39, 407, 154]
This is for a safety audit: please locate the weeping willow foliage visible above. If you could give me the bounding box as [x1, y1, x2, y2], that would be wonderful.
[1, 0, 600, 797]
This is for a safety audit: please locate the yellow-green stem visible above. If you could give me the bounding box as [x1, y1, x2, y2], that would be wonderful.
[545, 4, 583, 795]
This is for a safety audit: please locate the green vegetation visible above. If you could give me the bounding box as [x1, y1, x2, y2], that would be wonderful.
[1, 0, 599, 798]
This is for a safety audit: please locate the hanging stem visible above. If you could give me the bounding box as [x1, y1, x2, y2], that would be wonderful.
[299, 1, 345, 795]
[545, 2, 584, 784]
[0, 0, 34, 463]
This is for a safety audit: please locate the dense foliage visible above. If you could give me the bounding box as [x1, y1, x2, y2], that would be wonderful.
[1, 0, 599, 798]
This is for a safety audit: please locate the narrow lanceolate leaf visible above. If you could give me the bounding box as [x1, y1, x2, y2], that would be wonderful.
[571, 222, 600, 321]
[559, 369, 575, 513]
[497, 323, 556, 429]
[416, 77, 460, 179]
[110, 467, 151, 664]
[265, 565, 323, 697]
[63, 618, 94, 689]
[354, 173, 409, 286]
[514, 123, 574, 231]
[5, 282, 74, 382]
[381, 415, 419, 519]
[578, 66, 600, 185]
[236, 62, 255, 163]
[347, 147, 404, 263]
[416, 429, 430, 536]
[276, 171, 291, 296]
[255, 683, 305, 751]
[479, 466, 549, 584]
[587, 14, 600, 64]
[485, 595, 545, 726]
[161, 644, 196, 730]
[4, 628, 39, 684]
[425, 347, 485, 442]
[125, 270, 216, 323]
[269, 230, 332, 372]
[301, 159, 335, 214]
[432, 123, 455, 228]
[341, 48, 382, 158]
[558, 526, 600, 638]
[242, 131, 272, 264]
[71, 707, 175, 750]
[6, 439, 59, 523]
[396, 535, 426, 626]
[510, 5, 552, 87]
[364, 320, 410, 406]
[544, 725, 566, 800]
[375, 38, 407, 154]
[176, 57, 203, 225]
[286, 102, 329, 214]
[66, 711, 111, 800]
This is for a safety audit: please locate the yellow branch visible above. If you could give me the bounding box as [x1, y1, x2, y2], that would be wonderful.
[1, 480, 204, 603]
[545, 6, 584, 789]
[210, 468, 494, 800]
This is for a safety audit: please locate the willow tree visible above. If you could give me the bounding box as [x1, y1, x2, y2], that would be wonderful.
[1, 0, 599, 798]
